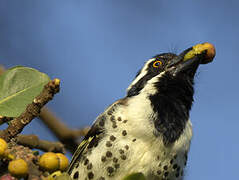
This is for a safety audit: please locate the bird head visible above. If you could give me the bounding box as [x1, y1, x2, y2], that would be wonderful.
[126, 42, 215, 144]
[127, 42, 215, 98]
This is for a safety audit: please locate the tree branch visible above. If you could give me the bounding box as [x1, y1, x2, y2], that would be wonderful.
[0, 79, 60, 142]
[39, 107, 89, 154]
[16, 134, 65, 153]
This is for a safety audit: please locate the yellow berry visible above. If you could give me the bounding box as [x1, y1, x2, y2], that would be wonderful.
[8, 159, 28, 177]
[0, 138, 7, 157]
[39, 152, 59, 172]
[184, 42, 215, 64]
[56, 153, 69, 171]
[196, 42, 215, 64]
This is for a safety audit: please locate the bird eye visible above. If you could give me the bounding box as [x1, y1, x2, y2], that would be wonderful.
[153, 61, 162, 68]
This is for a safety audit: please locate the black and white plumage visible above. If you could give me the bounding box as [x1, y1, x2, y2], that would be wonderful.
[67, 43, 215, 180]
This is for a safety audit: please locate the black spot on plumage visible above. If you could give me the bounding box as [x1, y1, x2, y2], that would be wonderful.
[84, 158, 89, 166]
[173, 164, 178, 169]
[87, 163, 92, 170]
[110, 135, 116, 141]
[114, 163, 120, 169]
[122, 130, 127, 136]
[113, 157, 118, 163]
[117, 117, 122, 121]
[107, 104, 118, 115]
[88, 172, 94, 179]
[101, 156, 106, 162]
[99, 120, 105, 127]
[132, 138, 136, 142]
[149, 72, 194, 145]
[120, 155, 126, 160]
[110, 116, 115, 122]
[123, 120, 128, 123]
[164, 171, 169, 177]
[106, 151, 112, 158]
[98, 115, 106, 127]
[73, 171, 79, 179]
[163, 165, 168, 170]
[112, 122, 117, 128]
[124, 145, 129, 150]
[99, 177, 105, 180]
[170, 159, 174, 164]
[119, 149, 124, 154]
[106, 141, 112, 147]
[107, 166, 114, 174]
[157, 170, 161, 175]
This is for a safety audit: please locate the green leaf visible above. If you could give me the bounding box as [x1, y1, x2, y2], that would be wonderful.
[122, 172, 146, 180]
[0, 66, 50, 117]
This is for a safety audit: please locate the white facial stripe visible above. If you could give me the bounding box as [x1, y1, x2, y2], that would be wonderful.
[127, 58, 156, 92]
[141, 71, 165, 95]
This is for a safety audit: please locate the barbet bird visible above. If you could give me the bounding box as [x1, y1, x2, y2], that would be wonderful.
[67, 43, 215, 180]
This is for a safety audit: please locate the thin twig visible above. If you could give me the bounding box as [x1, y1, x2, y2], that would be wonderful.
[0, 79, 60, 142]
[16, 134, 65, 153]
[39, 107, 89, 154]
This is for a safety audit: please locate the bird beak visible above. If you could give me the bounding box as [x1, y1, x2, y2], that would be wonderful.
[166, 42, 215, 76]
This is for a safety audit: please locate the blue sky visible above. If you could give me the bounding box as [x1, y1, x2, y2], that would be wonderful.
[0, 1, 238, 179]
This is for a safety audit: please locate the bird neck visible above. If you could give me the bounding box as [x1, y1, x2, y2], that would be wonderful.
[148, 73, 194, 145]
